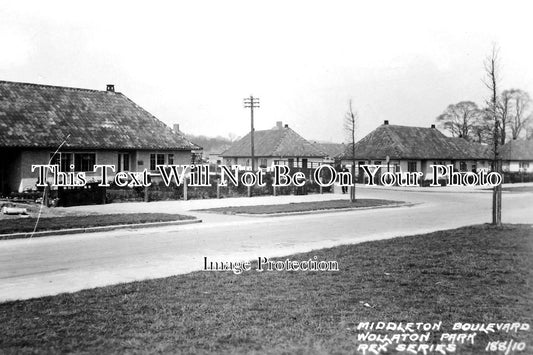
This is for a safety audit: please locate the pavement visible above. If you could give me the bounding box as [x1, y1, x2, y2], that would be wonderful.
[0, 183, 532, 302]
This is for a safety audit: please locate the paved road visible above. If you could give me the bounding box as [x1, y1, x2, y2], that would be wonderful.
[0, 187, 531, 302]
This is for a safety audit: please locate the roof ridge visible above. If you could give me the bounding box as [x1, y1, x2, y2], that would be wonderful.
[0, 79, 108, 94]
[271, 127, 290, 156]
[385, 124, 434, 129]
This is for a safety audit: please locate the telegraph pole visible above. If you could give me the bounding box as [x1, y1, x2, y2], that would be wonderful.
[243, 96, 260, 171]
[244, 96, 259, 197]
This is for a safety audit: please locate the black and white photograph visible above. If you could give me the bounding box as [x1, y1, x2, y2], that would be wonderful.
[0, 1, 532, 354]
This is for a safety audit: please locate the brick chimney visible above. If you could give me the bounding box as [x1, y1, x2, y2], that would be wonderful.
[106, 84, 115, 92]
[431, 124, 436, 128]
[384, 120, 389, 125]
[173, 124, 180, 133]
[284, 124, 289, 128]
[276, 121, 283, 129]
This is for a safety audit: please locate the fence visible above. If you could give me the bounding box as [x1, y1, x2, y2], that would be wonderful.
[21, 168, 333, 207]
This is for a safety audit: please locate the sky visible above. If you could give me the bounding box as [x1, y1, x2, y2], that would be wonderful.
[1, 0, 532, 143]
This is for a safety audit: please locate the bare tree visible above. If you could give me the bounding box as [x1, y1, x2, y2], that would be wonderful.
[498, 90, 512, 145]
[506, 89, 532, 140]
[483, 45, 502, 227]
[436, 101, 482, 141]
[344, 99, 357, 202]
[471, 108, 494, 144]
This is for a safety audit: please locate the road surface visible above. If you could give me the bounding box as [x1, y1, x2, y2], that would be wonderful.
[0, 187, 531, 302]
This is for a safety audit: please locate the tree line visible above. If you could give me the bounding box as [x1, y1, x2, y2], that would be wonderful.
[436, 89, 533, 145]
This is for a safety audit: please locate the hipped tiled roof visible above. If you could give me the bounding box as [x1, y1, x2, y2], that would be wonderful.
[501, 140, 533, 160]
[340, 124, 491, 160]
[222, 126, 326, 158]
[0, 80, 199, 151]
[316, 143, 346, 159]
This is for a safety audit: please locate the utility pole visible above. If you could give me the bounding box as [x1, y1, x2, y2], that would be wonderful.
[243, 96, 260, 171]
[244, 96, 260, 197]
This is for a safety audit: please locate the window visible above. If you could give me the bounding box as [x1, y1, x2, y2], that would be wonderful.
[288, 158, 294, 168]
[407, 161, 417, 173]
[260, 158, 268, 168]
[519, 162, 530, 169]
[150, 153, 166, 170]
[157, 154, 165, 166]
[50, 152, 73, 172]
[74, 153, 96, 172]
[459, 161, 467, 172]
[50, 152, 95, 172]
[150, 154, 156, 170]
[168, 154, 174, 165]
[118, 153, 130, 172]
[302, 159, 308, 169]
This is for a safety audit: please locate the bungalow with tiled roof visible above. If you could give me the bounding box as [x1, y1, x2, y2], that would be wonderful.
[0, 80, 200, 194]
[339, 120, 492, 182]
[221, 121, 327, 170]
[501, 140, 533, 173]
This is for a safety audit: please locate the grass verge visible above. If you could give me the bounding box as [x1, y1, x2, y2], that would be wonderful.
[0, 213, 196, 237]
[502, 186, 533, 193]
[196, 198, 402, 215]
[0, 224, 532, 354]
[483, 186, 533, 193]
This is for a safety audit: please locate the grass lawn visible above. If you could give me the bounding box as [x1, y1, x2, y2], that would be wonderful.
[0, 213, 195, 237]
[196, 198, 403, 215]
[0, 224, 532, 354]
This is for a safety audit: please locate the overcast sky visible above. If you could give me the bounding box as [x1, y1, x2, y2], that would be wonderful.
[1, 0, 532, 143]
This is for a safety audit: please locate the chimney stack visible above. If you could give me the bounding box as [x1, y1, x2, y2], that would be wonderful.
[276, 121, 283, 129]
[173, 124, 180, 133]
[431, 124, 436, 129]
[106, 84, 115, 92]
[384, 120, 389, 125]
[284, 124, 289, 128]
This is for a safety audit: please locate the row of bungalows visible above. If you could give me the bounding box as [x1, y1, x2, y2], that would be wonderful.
[220, 119, 533, 185]
[0, 80, 200, 194]
[339, 120, 494, 183]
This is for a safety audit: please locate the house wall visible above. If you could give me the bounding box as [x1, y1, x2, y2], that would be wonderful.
[18, 150, 49, 192]
[222, 156, 325, 169]
[12, 149, 192, 192]
[503, 160, 533, 173]
[340, 159, 492, 182]
[136, 150, 192, 172]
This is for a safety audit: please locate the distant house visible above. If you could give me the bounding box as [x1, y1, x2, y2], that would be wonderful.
[0, 80, 200, 194]
[501, 140, 533, 173]
[208, 152, 225, 166]
[339, 120, 492, 181]
[221, 121, 326, 170]
[314, 142, 345, 165]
